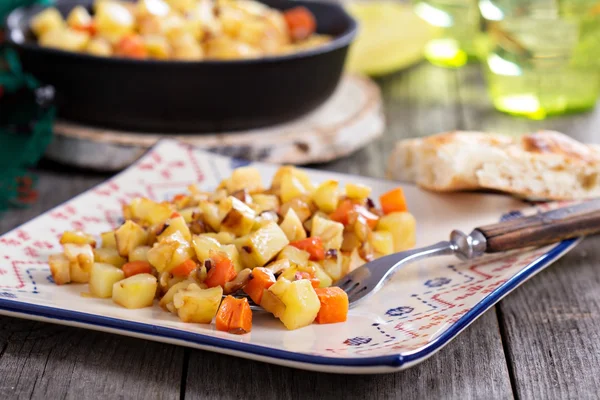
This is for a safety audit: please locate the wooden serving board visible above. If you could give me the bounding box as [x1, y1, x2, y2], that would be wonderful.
[46, 74, 384, 171]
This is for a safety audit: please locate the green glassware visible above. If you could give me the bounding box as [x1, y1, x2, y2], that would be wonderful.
[480, 0, 600, 119]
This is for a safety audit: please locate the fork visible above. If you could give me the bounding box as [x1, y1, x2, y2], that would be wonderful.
[336, 198, 600, 306]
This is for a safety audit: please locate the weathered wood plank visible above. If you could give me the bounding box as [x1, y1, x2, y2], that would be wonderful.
[0, 170, 185, 400]
[184, 310, 513, 400]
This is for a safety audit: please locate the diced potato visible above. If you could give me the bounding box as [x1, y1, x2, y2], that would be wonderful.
[87, 37, 113, 56]
[157, 215, 192, 242]
[179, 207, 200, 223]
[60, 231, 96, 247]
[221, 244, 243, 273]
[250, 194, 279, 213]
[171, 33, 203, 60]
[264, 258, 291, 275]
[320, 251, 344, 281]
[220, 197, 257, 237]
[100, 231, 117, 248]
[129, 246, 151, 262]
[40, 28, 90, 51]
[124, 198, 175, 226]
[167, 0, 197, 13]
[343, 248, 366, 273]
[202, 232, 236, 245]
[137, 0, 171, 17]
[63, 243, 94, 283]
[115, 220, 148, 257]
[147, 232, 195, 273]
[95, 0, 135, 37]
[199, 200, 222, 231]
[48, 253, 71, 285]
[89, 263, 125, 298]
[377, 212, 417, 252]
[260, 289, 286, 318]
[112, 273, 158, 309]
[205, 36, 260, 60]
[279, 208, 306, 242]
[173, 286, 223, 323]
[31, 7, 64, 37]
[280, 170, 314, 203]
[159, 279, 193, 311]
[225, 167, 263, 193]
[310, 261, 333, 288]
[345, 183, 372, 200]
[67, 6, 92, 30]
[93, 247, 127, 267]
[269, 279, 320, 330]
[192, 235, 221, 262]
[279, 197, 314, 223]
[277, 245, 309, 268]
[143, 35, 171, 59]
[310, 215, 344, 250]
[313, 180, 340, 213]
[237, 222, 289, 269]
[370, 231, 394, 255]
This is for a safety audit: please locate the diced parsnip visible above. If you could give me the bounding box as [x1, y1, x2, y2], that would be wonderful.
[312, 180, 340, 213]
[129, 246, 151, 262]
[87, 37, 113, 56]
[345, 183, 371, 200]
[225, 167, 263, 193]
[100, 231, 117, 248]
[320, 251, 344, 281]
[277, 245, 309, 268]
[342, 248, 366, 274]
[221, 244, 243, 273]
[370, 231, 394, 255]
[147, 232, 195, 273]
[157, 215, 192, 242]
[124, 198, 175, 225]
[199, 200, 222, 231]
[310, 215, 344, 250]
[115, 220, 148, 257]
[31, 7, 64, 37]
[220, 197, 257, 237]
[279, 208, 306, 242]
[237, 222, 289, 269]
[159, 279, 194, 311]
[192, 235, 221, 262]
[89, 263, 125, 298]
[202, 232, 236, 245]
[40, 28, 90, 51]
[93, 247, 127, 267]
[60, 231, 96, 247]
[279, 197, 314, 223]
[174, 286, 223, 323]
[250, 194, 280, 213]
[48, 253, 71, 285]
[270, 279, 320, 330]
[376, 212, 417, 252]
[67, 6, 92, 30]
[112, 273, 157, 309]
[95, 0, 135, 37]
[63, 243, 94, 283]
[310, 261, 333, 288]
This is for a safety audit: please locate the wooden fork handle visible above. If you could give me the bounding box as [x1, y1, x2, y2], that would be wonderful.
[475, 199, 600, 253]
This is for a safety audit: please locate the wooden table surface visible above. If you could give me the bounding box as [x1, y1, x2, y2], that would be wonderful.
[2, 63, 600, 399]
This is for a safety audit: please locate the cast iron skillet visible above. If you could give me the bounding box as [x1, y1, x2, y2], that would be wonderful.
[6, 0, 357, 133]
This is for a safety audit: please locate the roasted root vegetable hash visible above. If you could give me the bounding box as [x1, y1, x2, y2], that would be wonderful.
[49, 165, 416, 333]
[30, 0, 331, 60]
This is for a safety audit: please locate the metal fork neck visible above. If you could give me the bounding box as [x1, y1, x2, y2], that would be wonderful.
[450, 230, 488, 260]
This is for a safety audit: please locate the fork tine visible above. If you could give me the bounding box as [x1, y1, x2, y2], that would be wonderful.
[348, 286, 368, 303]
[336, 278, 354, 291]
[345, 282, 362, 297]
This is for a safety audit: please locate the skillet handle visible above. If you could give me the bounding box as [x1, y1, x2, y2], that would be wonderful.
[475, 199, 600, 253]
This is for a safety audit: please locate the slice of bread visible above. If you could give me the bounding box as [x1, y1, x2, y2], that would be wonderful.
[387, 130, 600, 200]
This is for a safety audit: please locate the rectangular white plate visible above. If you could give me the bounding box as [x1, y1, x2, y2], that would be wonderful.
[0, 140, 578, 374]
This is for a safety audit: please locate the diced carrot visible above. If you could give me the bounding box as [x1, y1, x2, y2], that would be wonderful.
[314, 287, 349, 324]
[170, 212, 181, 218]
[172, 194, 187, 202]
[115, 35, 147, 59]
[216, 296, 252, 334]
[243, 267, 276, 304]
[379, 187, 408, 214]
[330, 199, 379, 229]
[295, 271, 320, 288]
[283, 6, 316, 41]
[171, 259, 197, 277]
[73, 21, 96, 35]
[204, 252, 237, 288]
[122, 260, 152, 278]
[290, 237, 325, 261]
